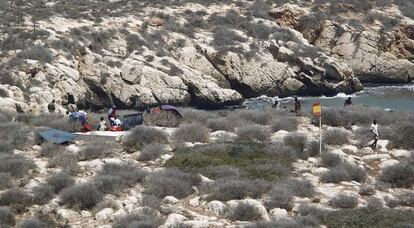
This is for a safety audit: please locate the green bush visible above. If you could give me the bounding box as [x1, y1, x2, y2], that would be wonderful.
[323, 208, 414, 227]
[203, 178, 271, 201]
[166, 142, 294, 181]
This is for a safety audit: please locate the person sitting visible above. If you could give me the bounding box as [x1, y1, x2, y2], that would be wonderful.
[98, 117, 107, 131]
[114, 116, 122, 127]
[344, 97, 352, 106]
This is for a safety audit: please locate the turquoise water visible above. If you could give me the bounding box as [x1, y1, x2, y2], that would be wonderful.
[243, 84, 414, 112]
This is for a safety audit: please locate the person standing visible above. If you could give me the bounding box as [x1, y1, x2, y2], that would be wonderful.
[48, 100, 56, 113]
[272, 100, 279, 109]
[107, 105, 117, 126]
[370, 120, 379, 149]
[294, 97, 301, 115]
[344, 97, 352, 106]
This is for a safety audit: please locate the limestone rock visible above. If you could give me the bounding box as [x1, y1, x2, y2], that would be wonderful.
[57, 208, 81, 224]
[207, 201, 227, 215]
[163, 196, 179, 205]
[95, 208, 114, 220]
[269, 208, 289, 220]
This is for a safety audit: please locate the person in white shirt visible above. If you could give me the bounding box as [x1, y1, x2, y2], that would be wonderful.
[370, 119, 379, 149]
[98, 117, 107, 131]
[114, 116, 122, 127]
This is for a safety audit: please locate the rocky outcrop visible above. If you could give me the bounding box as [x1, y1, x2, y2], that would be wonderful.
[314, 21, 414, 83]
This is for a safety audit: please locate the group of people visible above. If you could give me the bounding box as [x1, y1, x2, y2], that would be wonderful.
[97, 105, 123, 131]
[271, 97, 302, 115]
[272, 96, 380, 149]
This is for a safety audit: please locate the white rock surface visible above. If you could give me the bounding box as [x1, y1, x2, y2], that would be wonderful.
[269, 208, 289, 220]
[207, 201, 227, 215]
[57, 208, 81, 224]
[163, 196, 179, 204]
[95, 208, 114, 220]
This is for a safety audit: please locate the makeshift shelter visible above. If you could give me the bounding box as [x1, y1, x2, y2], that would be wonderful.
[160, 105, 183, 118]
[39, 129, 75, 144]
[123, 112, 144, 130]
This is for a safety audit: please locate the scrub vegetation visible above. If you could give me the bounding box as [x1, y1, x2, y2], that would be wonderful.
[0, 102, 413, 226]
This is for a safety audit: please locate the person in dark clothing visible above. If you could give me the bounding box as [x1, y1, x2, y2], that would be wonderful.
[344, 97, 352, 106]
[294, 97, 301, 114]
[108, 105, 116, 126]
[48, 100, 56, 113]
[272, 100, 279, 109]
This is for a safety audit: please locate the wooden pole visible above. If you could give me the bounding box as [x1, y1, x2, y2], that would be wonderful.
[319, 114, 322, 155]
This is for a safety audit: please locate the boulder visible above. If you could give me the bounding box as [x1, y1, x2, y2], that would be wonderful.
[57, 209, 81, 224]
[390, 150, 412, 158]
[120, 59, 143, 83]
[163, 196, 179, 205]
[207, 201, 227, 215]
[269, 208, 289, 220]
[95, 208, 114, 220]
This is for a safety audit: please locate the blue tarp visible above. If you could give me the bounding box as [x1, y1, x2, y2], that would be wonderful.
[123, 112, 144, 130]
[39, 129, 75, 144]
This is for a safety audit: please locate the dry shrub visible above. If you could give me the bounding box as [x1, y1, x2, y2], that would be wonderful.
[227, 202, 263, 221]
[236, 125, 271, 142]
[323, 128, 350, 145]
[329, 193, 358, 209]
[47, 172, 75, 193]
[173, 123, 210, 143]
[0, 154, 36, 178]
[60, 183, 104, 210]
[144, 168, 200, 199]
[138, 144, 168, 161]
[122, 126, 168, 150]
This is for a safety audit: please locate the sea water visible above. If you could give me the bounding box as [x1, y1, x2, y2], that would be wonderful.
[243, 84, 414, 112]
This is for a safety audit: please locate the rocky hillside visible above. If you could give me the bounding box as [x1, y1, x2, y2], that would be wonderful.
[0, 0, 413, 112]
